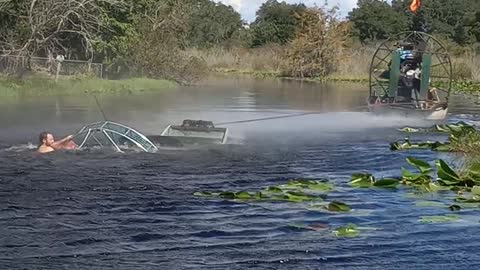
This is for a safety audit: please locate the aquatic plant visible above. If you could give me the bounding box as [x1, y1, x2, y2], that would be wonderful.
[390, 139, 450, 151]
[194, 179, 333, 203]
[394, 122, 480, 154]
[333, 224, 359, 238]
[419, 214, 460, 223]
[326, 201, 351, 212]
[349, 173, 399, 188]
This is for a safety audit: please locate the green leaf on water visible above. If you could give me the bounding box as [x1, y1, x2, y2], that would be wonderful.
[350, 173, 374, 188]
[326, 201, 351, 212]
[234, 191, 252, 200]
[333, 223, 359, 238]
[373, 178, 400, 188]
[284, 191, 319, 202]
[277, 179, 334, 192]
[419, 214, 460, 223]
[219, 191, 236, 199]
[415, 201, 446, 208]
[193, 191, 217, 197]
[420, 182, 450, 192]
[435, 159, 461, 184]
[407, 157, 432, 173]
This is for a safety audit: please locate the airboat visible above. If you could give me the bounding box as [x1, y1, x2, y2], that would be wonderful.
[149, 120, 228, 146]
[73, 120, 228, 152]
[368, 31, 453, 120]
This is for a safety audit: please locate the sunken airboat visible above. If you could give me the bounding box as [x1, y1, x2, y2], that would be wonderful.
[368, 31, 453, 120]
[72, 120, 229, 153]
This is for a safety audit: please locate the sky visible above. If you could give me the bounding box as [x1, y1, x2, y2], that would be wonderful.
[215, 0, 360, 23]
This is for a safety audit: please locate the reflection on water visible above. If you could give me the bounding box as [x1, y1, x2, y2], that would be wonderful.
[1, 75, 480, 269]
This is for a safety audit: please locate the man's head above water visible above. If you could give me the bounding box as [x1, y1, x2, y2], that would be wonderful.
[37, 132, 77, 153]
[38, 131, 54, 147]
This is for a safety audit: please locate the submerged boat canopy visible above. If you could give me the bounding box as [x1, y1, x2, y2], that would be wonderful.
[74, 121, 158, 153]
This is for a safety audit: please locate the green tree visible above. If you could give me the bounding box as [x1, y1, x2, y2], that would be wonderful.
[186, 0, 243, 48]
[348, 0, 409, 42]
[390, 0, 480, 44]
[250, 0, 306, 47]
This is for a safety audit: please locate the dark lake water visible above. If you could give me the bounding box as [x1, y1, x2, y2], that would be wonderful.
[1, 76, 480, 269]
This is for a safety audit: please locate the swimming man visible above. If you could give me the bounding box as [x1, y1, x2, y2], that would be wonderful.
[37, 132, 78, 153]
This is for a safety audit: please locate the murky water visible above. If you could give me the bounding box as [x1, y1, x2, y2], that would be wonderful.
[1, 76, 480, 269]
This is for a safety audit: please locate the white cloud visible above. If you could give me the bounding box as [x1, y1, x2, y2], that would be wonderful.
[215, 0, 360, 23]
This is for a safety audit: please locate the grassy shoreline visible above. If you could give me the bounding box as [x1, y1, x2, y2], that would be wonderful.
[0, 76, 177, 96]
[212, 67, 480, 92]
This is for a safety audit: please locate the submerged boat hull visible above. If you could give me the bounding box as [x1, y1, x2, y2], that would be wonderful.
[368, 103, 448, 120]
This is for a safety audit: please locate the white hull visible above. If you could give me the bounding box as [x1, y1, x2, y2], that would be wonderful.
[368, 104, 448, 120]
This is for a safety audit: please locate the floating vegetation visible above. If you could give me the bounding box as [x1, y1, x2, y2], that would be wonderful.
[333, 224, 360, 238]
[395, 122, 480, 154]
[455, 186, 480, 203]
[326, 201, 351, 212]
[276, 179, 334, 192]
[398, 121, 476, 135]
[349, 173, 399, 188]
[194, 179, 333, 203]
[415, 201, 447, 208]
[390, 139, 450, 151]
[419, 214, 460, 223]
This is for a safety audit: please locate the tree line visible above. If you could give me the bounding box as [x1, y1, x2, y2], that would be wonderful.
[0, 0, 478, 81]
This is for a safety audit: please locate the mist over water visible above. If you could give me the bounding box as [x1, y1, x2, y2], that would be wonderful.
[1, 76, 480, 269]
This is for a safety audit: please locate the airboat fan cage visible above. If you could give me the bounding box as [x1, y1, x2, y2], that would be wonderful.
[369, 31, 453, 103]
[74, 121, 158, 153]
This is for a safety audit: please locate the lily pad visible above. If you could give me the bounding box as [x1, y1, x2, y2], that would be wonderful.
[234, 191, 252, 200]
[350, 173, 375, 188]
[407, 157, 432, 173]
[326, 201, 351, 212]
[373, 178, 400, 188]
[415, 201, 446, 208]
[419, 214, 460, 223]
[277, 179, 334, 192]
[333, 223, 359, 238]
[435, 159, 461, 184]
[284, 191, 320, 202]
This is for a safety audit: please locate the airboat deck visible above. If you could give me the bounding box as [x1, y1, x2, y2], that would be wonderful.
[368, 31, 452, 120]
[149, 120, 228, 146]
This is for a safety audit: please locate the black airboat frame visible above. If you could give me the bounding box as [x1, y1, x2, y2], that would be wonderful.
[368, 31, 453, 102]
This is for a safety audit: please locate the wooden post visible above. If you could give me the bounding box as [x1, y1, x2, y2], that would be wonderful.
[55, 61, 61, 82]
[55, 55, 64, 82]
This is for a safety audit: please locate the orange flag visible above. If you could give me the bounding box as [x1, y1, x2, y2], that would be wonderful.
[410, 0, 420, 13]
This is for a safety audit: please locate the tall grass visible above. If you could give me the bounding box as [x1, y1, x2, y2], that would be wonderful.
[188, 45, 285, 75]
[191, 44, 480, 82]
